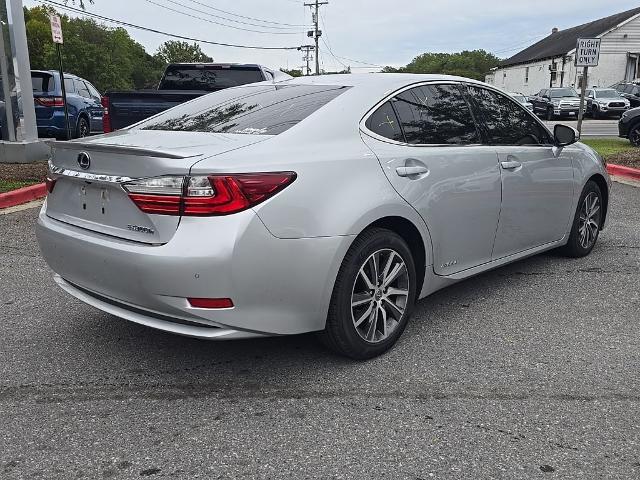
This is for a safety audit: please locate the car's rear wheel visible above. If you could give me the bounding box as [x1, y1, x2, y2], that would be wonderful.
[76, 116, 90, 139]
[320, 228, 417, 359]
[561, 181, 603, 258]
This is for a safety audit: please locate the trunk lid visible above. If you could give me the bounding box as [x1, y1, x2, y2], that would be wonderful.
[46, 129, 268, 244]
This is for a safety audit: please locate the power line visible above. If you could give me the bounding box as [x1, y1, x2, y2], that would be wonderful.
[40, 0, 301, 50]
[144, 0, 303, 35]
[161, 0, 306, 30]
[304, 0, 328, 75]
[182, 0, 310, 28]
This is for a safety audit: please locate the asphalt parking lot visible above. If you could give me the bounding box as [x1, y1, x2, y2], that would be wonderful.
[1, 182, 639, 479]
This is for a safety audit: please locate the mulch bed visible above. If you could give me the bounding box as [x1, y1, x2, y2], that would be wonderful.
[605, 150, 640, 170]
[0, 162, 48, 183]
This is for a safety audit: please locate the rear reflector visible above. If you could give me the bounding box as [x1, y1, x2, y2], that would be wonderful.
[123, 172, 296, 216]
[45, 177, 56, 194]
[188, 298, 234, 309]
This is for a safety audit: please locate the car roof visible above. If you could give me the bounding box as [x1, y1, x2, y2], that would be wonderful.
[32, 69, 79, 79]
[281, 73, 487, 89]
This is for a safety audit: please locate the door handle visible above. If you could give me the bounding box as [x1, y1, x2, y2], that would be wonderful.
[396, 165, 429, 177]
[500, 160, 522, 170]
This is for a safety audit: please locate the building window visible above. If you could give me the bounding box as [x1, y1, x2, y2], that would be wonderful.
[551, 71, 558, 83]
[525, 67, 529, 84]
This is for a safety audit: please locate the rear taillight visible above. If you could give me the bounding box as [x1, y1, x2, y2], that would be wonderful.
[35, 96, 64, 107]
[45, 176, 56, 193]
[122, 172, 296, 216]
[101, 96, 112, 133]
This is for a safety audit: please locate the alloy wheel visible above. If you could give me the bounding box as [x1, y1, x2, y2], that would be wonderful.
[79, 119, 89, 138]
[351, 249, 410, 344]
[578, 192, 601, 249]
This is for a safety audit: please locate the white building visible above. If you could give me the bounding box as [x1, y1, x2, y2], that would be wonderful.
[486, 7, 640, 95]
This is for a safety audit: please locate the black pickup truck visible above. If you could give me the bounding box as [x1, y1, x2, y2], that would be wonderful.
[102, 63, 288, 132]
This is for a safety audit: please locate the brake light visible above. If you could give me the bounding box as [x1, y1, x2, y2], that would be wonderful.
[101, 96, 112, 133]
[122, 172, 296, 216]
[35, 96, 64, 107]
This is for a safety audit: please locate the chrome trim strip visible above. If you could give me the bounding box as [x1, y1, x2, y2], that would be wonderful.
[47, 140, 203, 159]
[49, 160, 133, 184]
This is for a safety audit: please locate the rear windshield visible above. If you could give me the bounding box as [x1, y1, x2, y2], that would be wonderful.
[159, 66, 265, 91]
[32, 73, 55, 94]
[550, 88, 578, 98]
[139, 84, 350, 136]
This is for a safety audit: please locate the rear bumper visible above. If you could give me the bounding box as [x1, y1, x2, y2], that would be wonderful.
[37, 110, 75, 138]
[36, 204, 353, 337]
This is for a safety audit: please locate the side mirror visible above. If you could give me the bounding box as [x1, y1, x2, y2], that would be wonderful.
[554, 124, 579, 147]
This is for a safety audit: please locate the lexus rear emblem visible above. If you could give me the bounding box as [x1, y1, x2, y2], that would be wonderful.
[77, 152, 91, 170]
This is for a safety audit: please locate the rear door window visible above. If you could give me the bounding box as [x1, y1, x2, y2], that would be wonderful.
[465, 85, 552, 146]
[74, 79, 91, 98]
[365, 101, 404, 142]
[139, 84, 349, 135]
[390, 84, 479, 145]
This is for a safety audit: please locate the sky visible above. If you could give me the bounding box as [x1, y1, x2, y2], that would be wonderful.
[23, 0, 640, 72]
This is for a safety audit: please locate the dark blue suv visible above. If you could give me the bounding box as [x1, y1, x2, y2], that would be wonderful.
[31, 70, 103, 140]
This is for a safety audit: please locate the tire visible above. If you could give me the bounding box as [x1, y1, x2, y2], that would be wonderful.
[560, 181, 603, 258]
[319, 228, 417, 359]
[546, 107, 555, 121]
[76, 116, 90, 139]
[629, 124, 640, 147]
[592, 106, 600, 119]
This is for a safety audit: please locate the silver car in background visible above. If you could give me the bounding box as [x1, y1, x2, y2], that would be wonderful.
[37, 74, 610, 359]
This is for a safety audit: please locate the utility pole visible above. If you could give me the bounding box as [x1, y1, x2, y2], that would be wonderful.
[297, 45, 315, 76]
[304, 0, 328, 75]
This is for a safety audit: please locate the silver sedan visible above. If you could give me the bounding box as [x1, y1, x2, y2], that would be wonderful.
[37, 74, 610, 359]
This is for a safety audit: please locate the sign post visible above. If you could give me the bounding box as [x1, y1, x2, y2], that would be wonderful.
[575, 38, 601, 136]
[50, 14, 71, 139]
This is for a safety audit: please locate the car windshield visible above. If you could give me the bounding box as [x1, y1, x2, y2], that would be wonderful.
[550, 88, 578, 98]
[139, 84, 350, 135]
[512, 94, 526, 103]
[595, 89, 620, 98]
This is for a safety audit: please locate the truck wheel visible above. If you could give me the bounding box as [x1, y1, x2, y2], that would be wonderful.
[546, 107, 555, 121]
[592, 106, 600, 119]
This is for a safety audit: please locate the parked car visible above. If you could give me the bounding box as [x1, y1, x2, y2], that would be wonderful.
[529, 87, 584, 120]
[618, 106, 640, 146]
[614, 82, 640, 108]
[584, 88, 630, 118]
[37, 74, 610, 359]
[102, 63, 289, 132]
[31, 70, 103, 140]
[509, 92, 534, 111]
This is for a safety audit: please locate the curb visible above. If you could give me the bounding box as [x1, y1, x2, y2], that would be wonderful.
[607, 163, 640, 181]
[0, 183, 46, 209]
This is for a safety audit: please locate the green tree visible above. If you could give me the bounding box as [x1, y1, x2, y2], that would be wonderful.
[155, 41, 213, 64]
[382, 50, 500, 81]
[25, 6, 164, 92]
[280, 68, 303, 77]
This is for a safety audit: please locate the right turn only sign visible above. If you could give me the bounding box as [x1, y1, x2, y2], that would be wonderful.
[575, 38, 601, 67]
